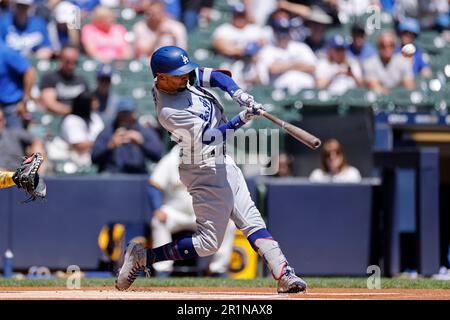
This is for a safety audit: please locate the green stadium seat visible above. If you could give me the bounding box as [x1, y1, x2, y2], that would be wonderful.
[387, 87, 435, 111]
[415, 31, 447, 54]
[295, 88, 340, 113]
[340, 88, 380, 109]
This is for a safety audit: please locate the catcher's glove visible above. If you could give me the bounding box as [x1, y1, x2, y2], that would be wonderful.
[12, 153, 47, 202]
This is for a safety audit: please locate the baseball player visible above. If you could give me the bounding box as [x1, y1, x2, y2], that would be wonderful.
[149, 144, 236, 277]
[0, 153, 46, 201]
[116, 46, 307, 293]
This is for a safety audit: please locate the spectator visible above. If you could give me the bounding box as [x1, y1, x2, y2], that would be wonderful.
[47, 1, 80, 56]
[274, 153, 294, 177]
[213, 3, 268, 60]
[60, 91, 104, 167]
[0, 108, 47, 173]
[92, 97, 163, 174]
[181, 0, 214, 32]
[39, 45, 89, 115]
[303, 6, 333, 57]
[0, 39, 35, 128]
[94, 64, 121, 125]
[244, 0, 277, 26]
[81, 5, 132, 63]
[133, 0, 187, 61]
[278, 1, 339, 25]
[309, 138, 361, 183]
[337, 0, 380, 18]
[316, 34, 363, 96]
[347, 22, 377, 64]
[212, 3, 270, 88]
[0, 0, 53, 58]
[258, 19, 316, 95]
[395, 17, 432, 77]
[148, 145, 236, 277]
[393, 0, 449, 30]
[363, 31, 415, 95]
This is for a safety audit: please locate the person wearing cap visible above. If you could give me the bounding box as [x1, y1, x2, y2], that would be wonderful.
[316, 34, 363, 96]
[47, 1, 80, 56]
[213, 3, 269, 60]
[257, 18, 316, 94]
[212, 3, 271, 88]
[363, 31, 415, 95]
[347, 22, 377, 64]
[94, 63, 121, 125]
[59, 90, 105, 167]
[39, 45, 89, 115]
[91, 96, 163, 174]
[303, 6, 333, 57]
[0, 0, 52, 58]
[395, 17, 431, 77]
[133, 0, 187, 61]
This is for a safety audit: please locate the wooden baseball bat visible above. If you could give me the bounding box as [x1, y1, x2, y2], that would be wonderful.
[260, 111, 321, 150]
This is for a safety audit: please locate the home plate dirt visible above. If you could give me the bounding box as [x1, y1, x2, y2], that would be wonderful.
[1, 287, 450, 300]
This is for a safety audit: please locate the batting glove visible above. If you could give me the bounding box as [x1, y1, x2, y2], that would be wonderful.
[239, 104, 263, 123]
[232, 89, 255, 109]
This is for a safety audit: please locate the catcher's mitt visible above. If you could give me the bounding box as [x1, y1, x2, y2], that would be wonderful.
[12, 153, 47, 202]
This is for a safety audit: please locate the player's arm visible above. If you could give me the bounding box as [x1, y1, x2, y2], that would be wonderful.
[197, 68, 262, 110]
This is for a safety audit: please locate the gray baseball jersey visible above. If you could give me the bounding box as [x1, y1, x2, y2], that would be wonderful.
[153, 83, 266, 257]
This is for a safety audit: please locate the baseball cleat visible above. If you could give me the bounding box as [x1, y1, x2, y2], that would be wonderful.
[277, 265, 307, 294]
[115, 242, 147, 291]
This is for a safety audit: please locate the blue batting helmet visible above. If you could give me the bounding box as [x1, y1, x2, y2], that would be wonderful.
[150, 46, 199, 77]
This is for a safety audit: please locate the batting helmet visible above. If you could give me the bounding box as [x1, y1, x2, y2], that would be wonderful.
[150, 46, 198, 77]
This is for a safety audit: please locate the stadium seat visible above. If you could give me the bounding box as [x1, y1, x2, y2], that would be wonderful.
[387, 87, 435, 111]
[415, 31, 447, 54]
[295, 88, 340, 114]
[340, 88, 380, 109]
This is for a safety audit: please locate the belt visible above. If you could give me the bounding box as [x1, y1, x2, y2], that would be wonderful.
[203, 144, 227, 160]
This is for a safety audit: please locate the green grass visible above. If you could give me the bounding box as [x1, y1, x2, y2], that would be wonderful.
[1, 277, 450, 289]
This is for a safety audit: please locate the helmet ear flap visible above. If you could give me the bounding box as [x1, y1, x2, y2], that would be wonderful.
[188, 70, 196, 85]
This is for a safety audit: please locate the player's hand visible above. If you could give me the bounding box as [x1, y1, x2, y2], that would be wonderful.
[154, 209, 167, 224]
[126, 130, 144, 145]
[232, 89, 256, 109]
[239, 106, 261, 123]
[108, 128, 127, 149]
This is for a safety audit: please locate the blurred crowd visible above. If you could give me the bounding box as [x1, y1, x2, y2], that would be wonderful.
[0, 0, 449, 177]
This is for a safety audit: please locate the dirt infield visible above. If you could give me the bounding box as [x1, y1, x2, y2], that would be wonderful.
[1, 287, 450, 300]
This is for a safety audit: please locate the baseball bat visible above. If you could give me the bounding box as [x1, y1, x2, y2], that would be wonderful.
[260, 110, 321, 150]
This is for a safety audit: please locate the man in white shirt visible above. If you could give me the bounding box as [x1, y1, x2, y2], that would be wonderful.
[258, 19, 316, 95]
[363, 31, 415, 95]
[212, 3, 271, 88]
[315, 34, 363, 96]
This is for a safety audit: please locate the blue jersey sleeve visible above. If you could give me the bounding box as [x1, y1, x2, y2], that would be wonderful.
[33, 18, 52, 50]
[197, 68, 240, 97]
[202, 113, 246, 145]
[3, 44, 30, 74]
